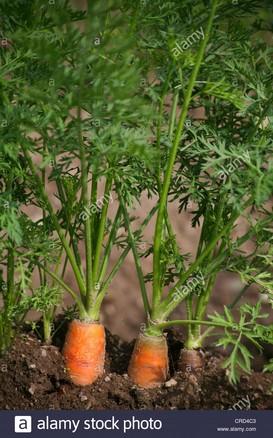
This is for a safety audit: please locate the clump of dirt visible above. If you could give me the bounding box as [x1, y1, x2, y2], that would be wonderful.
[0, 329, 272, 410]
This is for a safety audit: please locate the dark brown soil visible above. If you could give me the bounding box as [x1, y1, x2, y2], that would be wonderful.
[0, 329, 272, 410]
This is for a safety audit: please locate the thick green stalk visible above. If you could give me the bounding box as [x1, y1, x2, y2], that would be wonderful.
[185, 296, 193, 346]
[21, 144, 86, 297]
[184, 206, 210, 342]
[94, 205, 159, 319]
[152, 0, 219, 313]
[96, 206, 122, 285]
[43, 311, 53, 345]
[192, 274, 216, 341]
[154, 68, 177, 284]
[92, 176, 112, 283]
[90, 245, 131, 320]
[193, 195, 225, 335]
[90, 172, 98, 240]
[118, 187, 151, 316]
[156, 65, 173, 161]
[83, 217, 93, 311]
[78, 108, 93, 311]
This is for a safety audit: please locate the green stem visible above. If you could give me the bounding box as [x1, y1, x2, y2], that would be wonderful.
[193, 195, 225, 327]
[78, 109, 93, 308]
[43, 312, 52, 345]
[156, 65, 173, 181]
[155, 172, 185, 284]
[152, 0, 219, 313]
[168, 91, 179, 139]
[96, 206, 122, 285]
[156, 319, 230, 330]
[92, 176, 112, 283]
[91, 245, 131, 320]
[165, 211, 184, 267]
[93, 205, 158, 319]
[55, 177, 83, 276]
[21, 144, 86, 297]
[42, 145, 47, 288]
[198, 326, 215, 343]
[117, 186, 151, 316]
[185, 296, 193, 344]
[195, 210, 208, 259]
[155, 72, 180, 282]
[154, 206, 243, 321]
[40, 264, 88, 319]
[61, 253, 69, 280]
[193, 274, 216, 339]
[90, 172, 98, 242]
[228, 284, 250, 309]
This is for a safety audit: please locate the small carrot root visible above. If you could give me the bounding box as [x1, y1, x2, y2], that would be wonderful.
[63, 320, 105, 386]
[179, 349, 203, 374]
[128, 333, 169, 388]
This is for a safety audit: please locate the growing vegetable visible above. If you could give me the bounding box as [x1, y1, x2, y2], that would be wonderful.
[121, 0, 273, 387]
[1, 0, 154, 384]
[128, 333, 169, 389]
[63, 320, 105, 386]
[1, 0, 272, 396]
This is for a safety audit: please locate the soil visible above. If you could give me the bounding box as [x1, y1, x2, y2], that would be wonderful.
[0, 327, 272, 410]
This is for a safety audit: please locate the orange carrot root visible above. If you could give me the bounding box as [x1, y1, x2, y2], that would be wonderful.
[63, 320, 105, 386]
[128, 333, 169, 388]
[179, 349, 203, 374]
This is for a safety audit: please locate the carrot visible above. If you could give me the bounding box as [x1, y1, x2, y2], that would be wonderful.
[63, 320, 105, 386]
[128, 333, 169, 388]
[179, 349, 203, 374]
